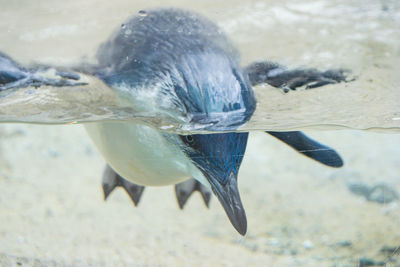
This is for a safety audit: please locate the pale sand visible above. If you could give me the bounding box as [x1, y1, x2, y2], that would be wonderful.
[0, 124, 399, 266]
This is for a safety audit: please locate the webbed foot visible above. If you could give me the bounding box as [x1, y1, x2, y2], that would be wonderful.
[175, 178, 212, 209]
[102, 165, 145, 206]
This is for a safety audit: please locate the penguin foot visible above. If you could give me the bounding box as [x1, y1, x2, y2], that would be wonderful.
[175, 178, 212, 209]
[244, 60, 354, 91]
[102, 165, 145, 206]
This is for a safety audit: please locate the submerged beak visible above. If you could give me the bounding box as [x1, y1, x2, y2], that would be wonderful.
[202, 170, 247, 235]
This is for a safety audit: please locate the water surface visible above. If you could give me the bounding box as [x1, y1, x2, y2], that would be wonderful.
[0, 0, 399, 132]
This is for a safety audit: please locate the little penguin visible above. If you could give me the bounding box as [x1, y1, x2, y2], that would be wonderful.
[0, 8, 351, 235]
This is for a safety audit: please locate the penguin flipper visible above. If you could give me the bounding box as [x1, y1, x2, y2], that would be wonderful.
[267, 131, 343, 167]
[175, 178, 212, 209]
[0, 52, 28, 87]
[102, 165, 145, 206]
[0, 51, 87, 91]
[244, 60, 353, 91]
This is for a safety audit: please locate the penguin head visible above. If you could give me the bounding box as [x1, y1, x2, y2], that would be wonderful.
[178, 132, 249, 235]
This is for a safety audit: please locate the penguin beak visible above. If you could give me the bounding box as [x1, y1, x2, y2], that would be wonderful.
[177, 132, 248, 235]
[200, 169, 247, 235]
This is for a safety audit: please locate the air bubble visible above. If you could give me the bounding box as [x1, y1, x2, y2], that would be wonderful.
[138, 10, 147, 17]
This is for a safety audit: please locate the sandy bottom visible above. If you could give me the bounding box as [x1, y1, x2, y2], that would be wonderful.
[0, 124, 399, 266]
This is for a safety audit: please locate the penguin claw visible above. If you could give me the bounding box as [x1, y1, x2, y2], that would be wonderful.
[175, 178, 212, 209]
[102, 165, 145, 206]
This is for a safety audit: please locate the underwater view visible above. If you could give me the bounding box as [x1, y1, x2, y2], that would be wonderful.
[0, 0, 399, 266]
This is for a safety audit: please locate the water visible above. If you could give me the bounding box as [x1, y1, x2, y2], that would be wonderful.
[0, 0, 399, 132]
[0, 1, 399, 266]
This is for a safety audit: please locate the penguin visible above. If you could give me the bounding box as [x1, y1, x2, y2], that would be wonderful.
[0, 8, 350, 235]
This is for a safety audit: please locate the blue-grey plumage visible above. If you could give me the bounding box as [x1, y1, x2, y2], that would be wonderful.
[94, 8, 256, 130]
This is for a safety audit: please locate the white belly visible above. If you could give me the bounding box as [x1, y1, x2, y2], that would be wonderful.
[85, 122, 199, 186]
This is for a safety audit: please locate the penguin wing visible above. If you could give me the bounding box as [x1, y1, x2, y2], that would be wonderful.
[244, 60, 353, 91]
[0, 51, 251, 131]
[0, 52, 28, 86]
[0, 52, 142, 125]
[267, 131, 343, 167]
[0, 52, 87, 91]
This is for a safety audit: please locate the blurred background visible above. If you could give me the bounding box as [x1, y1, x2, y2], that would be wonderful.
[0, 0, 399, 266]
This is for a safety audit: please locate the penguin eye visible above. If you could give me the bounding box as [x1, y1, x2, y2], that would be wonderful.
[185, 135, 194, 143]
[179, 134, 197, 147]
